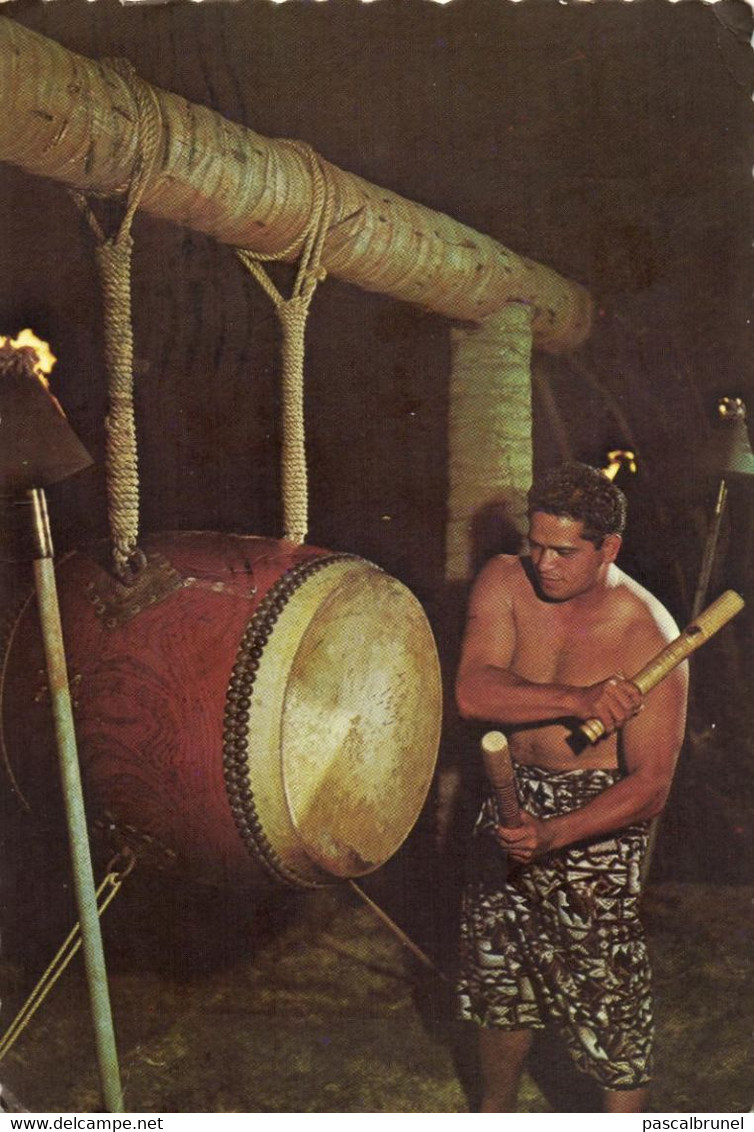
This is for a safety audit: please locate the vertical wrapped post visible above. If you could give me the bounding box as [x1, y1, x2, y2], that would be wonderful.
[446, 304, 534, 581]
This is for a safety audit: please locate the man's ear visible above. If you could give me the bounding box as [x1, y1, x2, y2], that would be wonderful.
[602, 533, 622, 563]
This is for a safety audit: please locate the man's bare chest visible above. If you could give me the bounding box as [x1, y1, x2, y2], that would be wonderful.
[510, 602, 627, 686]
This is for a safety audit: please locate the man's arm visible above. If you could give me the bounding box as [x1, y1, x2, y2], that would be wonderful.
[498, 614, 689, 861]
[455, 556, 642, 731]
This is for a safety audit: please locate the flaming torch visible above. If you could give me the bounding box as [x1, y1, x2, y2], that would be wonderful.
[0, 327, 58, 375]
[602, 449, 637, 482]
[0, 335, 123, 1112]
[0, 330, 92, 494]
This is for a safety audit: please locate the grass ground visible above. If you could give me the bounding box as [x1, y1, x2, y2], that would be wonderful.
[0, 864, 750, 1114]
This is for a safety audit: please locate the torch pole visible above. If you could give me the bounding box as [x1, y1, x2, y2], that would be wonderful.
[691, 477, 728, 621]
[28, 488, 124, 1113]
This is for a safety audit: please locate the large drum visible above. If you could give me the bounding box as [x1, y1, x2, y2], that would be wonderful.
[0, 532, 442, 888]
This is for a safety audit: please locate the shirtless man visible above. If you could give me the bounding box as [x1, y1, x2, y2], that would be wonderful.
[455, 462, 688, 1114]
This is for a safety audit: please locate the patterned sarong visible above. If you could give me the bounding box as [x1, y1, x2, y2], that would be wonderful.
[457, 763, 653, 1090]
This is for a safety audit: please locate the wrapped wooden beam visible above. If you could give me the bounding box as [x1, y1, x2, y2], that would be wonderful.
[0, 16, 591, 354]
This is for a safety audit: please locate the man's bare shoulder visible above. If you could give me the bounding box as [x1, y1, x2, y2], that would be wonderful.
[609, 568, 680, 646]
[472, 553, 530, 595]
[466, 555, 531, 621]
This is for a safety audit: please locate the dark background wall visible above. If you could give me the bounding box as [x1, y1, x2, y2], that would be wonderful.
[0, 0, 752, 884]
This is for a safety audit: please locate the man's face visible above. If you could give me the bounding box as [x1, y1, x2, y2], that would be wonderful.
[527, 511, 620, 602]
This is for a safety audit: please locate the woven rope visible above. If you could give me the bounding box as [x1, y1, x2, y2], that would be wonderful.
[69, 59, 162, 580]
[236, 141, 334, 545]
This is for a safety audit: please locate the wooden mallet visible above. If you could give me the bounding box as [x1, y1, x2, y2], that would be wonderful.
[579, 589, 745, 744]
[480, 730, 521, 827]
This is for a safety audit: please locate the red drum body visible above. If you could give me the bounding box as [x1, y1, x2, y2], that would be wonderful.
[1, 532, 442, 888]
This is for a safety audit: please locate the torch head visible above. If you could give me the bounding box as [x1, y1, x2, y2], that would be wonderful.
[0, 332, 93, 494]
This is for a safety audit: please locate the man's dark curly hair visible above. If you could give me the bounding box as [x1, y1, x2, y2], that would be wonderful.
[527, 462, 627, 547]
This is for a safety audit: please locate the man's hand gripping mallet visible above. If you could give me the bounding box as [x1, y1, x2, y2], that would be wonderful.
[579, 589, 744, 744]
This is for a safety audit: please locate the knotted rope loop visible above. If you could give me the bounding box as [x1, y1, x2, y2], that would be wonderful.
[69, 58, 162, 582]
[236, 142, 335, 545]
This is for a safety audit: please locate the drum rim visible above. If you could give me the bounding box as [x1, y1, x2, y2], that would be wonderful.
[222, 551, 443, 889]
[222, 551, 363, 888]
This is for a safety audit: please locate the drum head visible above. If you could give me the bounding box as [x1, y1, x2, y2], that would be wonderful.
[231, 557, 442, 884]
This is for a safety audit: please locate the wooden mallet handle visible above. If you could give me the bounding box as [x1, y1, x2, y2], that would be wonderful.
[580, 589, 745, 744]
[481, 730, 522, 827]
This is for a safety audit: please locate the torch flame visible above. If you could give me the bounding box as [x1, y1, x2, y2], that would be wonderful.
[1, 329, 65, 416]
[0, 329, 57, 389]
[717, 397, 746, 421]
[603, 449, 637, 481]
